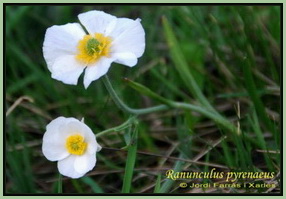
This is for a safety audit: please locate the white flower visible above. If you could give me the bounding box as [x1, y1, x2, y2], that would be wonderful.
[43, 10, 145, 88]
[42, 116, 101, 179]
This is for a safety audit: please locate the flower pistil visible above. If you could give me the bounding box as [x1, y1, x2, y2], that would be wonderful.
[65, 134, 87, 155]
[76, 33, 112, 65]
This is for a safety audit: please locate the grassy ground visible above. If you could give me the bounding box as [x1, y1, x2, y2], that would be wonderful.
[5, 5, 281, 194]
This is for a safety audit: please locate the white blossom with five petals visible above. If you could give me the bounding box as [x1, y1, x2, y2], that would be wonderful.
[42, 116, 101, 178]
[43, 10, 145, 88]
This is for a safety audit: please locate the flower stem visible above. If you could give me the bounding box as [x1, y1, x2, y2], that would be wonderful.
[122, 124, 138, 193]
[103, 75, 170, 114]
[96, 116, 136, 137]
[58, 173, 62, 193]
[102, 75, 236, 135]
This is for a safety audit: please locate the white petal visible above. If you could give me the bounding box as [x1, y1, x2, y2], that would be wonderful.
[42, 117, 77, 161]
[45, 116, 78, 136]
[46, 116, 67, 132]
[85, 133, 96, 154]
[62, 119, 99, 154]
[50, 55, 85, 85]
[68, 120, 99, 154]
[78, 10, 117, 35]
[85, 133, 102, 155]
[112, 52, 138, 67]
[42, 136, 69, 161]
[82, 129, 100, 155]
[57, 155, 84, 178]
[43, 23, 86, 71]
[96, 143, 102, 152]
[62, 120, 87, 138]
[74, 153, 96, 174]
[83, 57, 114, 88]
[109, 18, 145, 58]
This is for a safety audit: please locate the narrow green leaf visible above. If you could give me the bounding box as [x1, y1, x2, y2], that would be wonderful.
[221, 140, 234, 168]
[154, 174, 162, 193]
[249, 111, 275, 171]
[58, 174, 62, 193]
[71, 179, 84, 193]
[151, 69, 190, 100]
[122, 125, 138, 193]
[162, 16, 216, 113]
[159, 155, 185, 193]
[124, 78, 175, 107]
[242, 58, 276, 134]
[81, 177, 104, 193]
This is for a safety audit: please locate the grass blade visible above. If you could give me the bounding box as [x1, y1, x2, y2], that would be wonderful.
[159, 155, 185, 193]
[121, 125, 138, 193]
[249, 111, 275, 171]
[57, 174, 62, 193]
[162, 16, 216, 113]
[81, 177, 104, 193]
[124, 78, 175, 106]
[242, 58, 276, 134]
[154, 174, 162, 193]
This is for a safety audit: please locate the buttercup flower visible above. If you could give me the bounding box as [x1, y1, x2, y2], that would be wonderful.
[43, 10, 145, 88]
[42, 116, 101, 178]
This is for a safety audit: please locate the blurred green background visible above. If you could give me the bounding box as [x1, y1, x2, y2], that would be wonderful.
[5, 5, 280, 194]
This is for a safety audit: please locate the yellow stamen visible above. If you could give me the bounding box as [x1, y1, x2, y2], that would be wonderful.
[65, 134, 87, 155]
[76, 33, 112, 65]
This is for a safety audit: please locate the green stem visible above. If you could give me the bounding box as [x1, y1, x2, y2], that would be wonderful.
[175, 102, 235, 133]
[102, 75, 236, 134]
[102, 75, 168, 115]
[96, 117, 136, 137]
[162, 16, 218, 114]
[242, 56, 275, 134]
[58, 173, 62, 193]
[122, 124, 138, 193]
